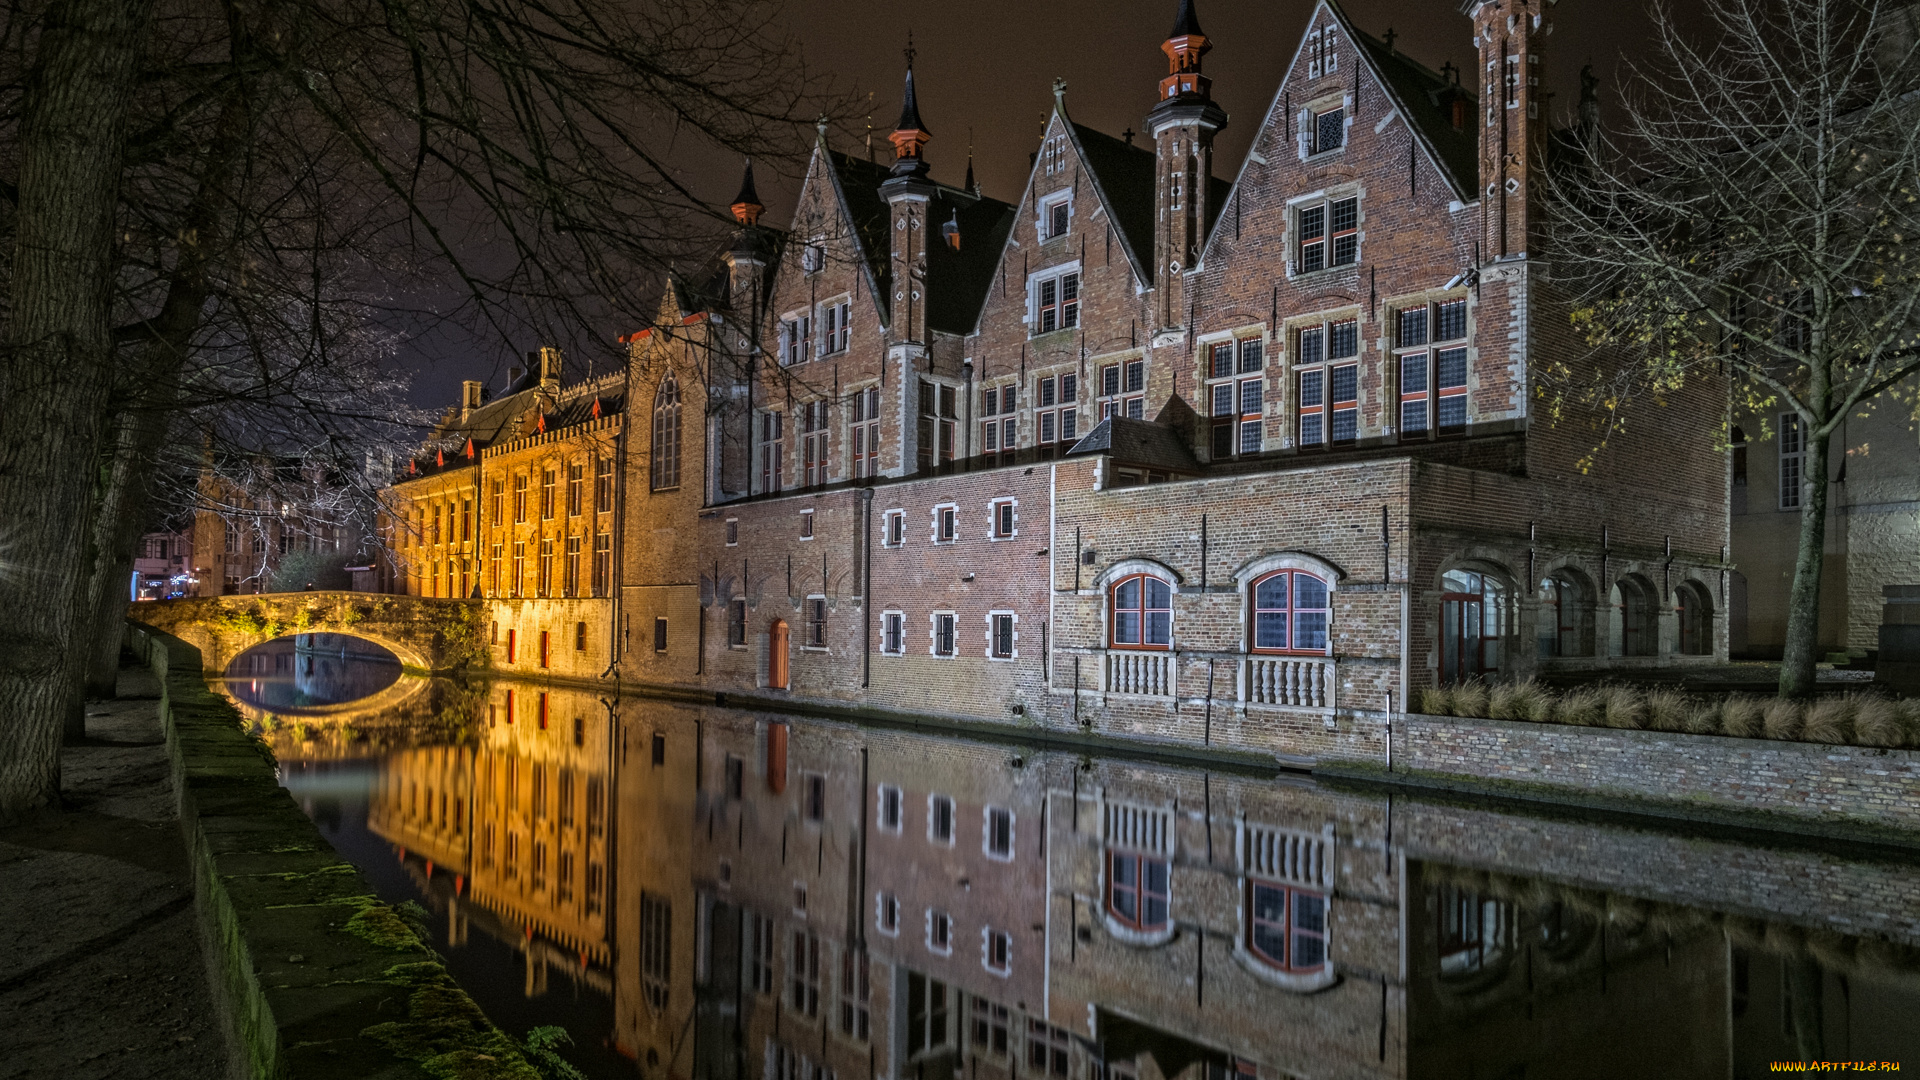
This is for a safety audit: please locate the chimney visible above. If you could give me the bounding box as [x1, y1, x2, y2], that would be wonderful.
[538, 346, 563, 389]
[507, 364, 525, 390]
[460, 380, 483, 419]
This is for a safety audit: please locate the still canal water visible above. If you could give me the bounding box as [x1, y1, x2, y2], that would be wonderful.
[229, 641, 1920, 1079]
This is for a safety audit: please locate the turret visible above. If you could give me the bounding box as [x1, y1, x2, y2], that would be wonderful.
[1467, 0, 1551, 260]
[1147, 0, 1227, 333]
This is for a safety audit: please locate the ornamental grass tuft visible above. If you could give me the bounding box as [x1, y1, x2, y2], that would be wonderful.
[1720, 694, 1765, 738]
[1761, 697, 1803, 741]
[1852, 695, 1904, 747]
[1599, 684, 1645, 729]
[1645, 689, 1690, 732]
[1451, 678, 1490, 719]
[1800, 696, 1853, 745]
[1554, 686, 1604, 727]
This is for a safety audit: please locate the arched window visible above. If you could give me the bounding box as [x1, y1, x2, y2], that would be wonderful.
[1610, 575, 1657, 657]
[1676, 580, 1714, 655]
[651, 374, 681, 491]
[1537, 569, 1594, 659]
[1247, 882, 1328, 972]
[1251, 571, 1330, 653]
[1436, 884, 1516, 981]
[1439, 567, 1511, 683]
[1111, 575, 1172, 649]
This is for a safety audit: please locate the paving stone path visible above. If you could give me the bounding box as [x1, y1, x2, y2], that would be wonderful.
[0, 662, 229, 1079]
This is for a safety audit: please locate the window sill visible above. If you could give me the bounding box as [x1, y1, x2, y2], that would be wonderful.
[1101, 912, 1175, 948]
[1286, 263, 1358, 282]
[801, 646, 830, 653]
[1231, 945, 1337, 992]
[1025, 326, 1079, 343]
[987, 654, 1018, 662]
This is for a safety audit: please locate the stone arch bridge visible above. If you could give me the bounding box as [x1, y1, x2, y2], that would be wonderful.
[131, 592, 485, 676]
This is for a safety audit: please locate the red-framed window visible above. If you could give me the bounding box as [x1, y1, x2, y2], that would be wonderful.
[1247, 881, 1327, 972]
[1208, 339, 1265, 457]
[1296, 319, 1357, 447]
[1107, 850, 1170, 931]
[1251, 571, 1330, 653]
[1111, 574, 1172, 649]
[1297, 195, 1358, 273]
[981, 383, 1017, 455]
[1034, 271, 1079, 334]
[1098, 361, 1144, 421]
[760, 410, 784, 492]
[1440, 568, 1509, 683]
[802, 400, 829, 488]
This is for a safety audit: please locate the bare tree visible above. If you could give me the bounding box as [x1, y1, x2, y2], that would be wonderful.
[1543, 0, 1920, 698]
[0, 0, 844, 821]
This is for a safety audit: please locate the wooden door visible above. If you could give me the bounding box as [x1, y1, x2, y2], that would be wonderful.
[768, 620, 789, 690]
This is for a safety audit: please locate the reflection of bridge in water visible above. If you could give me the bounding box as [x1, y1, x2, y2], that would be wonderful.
[224, 633, 407, 713]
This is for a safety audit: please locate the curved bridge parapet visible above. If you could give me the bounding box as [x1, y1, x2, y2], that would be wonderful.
[130, 592, 486, 676]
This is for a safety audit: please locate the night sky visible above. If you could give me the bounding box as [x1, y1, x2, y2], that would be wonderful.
[403, 0, 1656, 414]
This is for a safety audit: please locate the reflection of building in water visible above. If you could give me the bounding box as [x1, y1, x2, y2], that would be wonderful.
[580, 703, 1920, 1080]
[226, 633, 403, 711]
[471, 682, 615, 967]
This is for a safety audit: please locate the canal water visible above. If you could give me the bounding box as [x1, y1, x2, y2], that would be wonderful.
[233, 641, 1920, 1079]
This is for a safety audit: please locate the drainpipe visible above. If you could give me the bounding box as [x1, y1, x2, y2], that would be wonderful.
[861, 488, 873, 689]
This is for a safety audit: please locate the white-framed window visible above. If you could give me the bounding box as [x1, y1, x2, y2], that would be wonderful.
[783, 313, 812, 365]
[1779, 412, 1804, 510]
[822, 299, 851, 355]
[927, 909, 952, 955]
[1030, 267, 1080, 335]
[877, 892, 900, 935]
[1039, 193, 1072, 241]
[881, 611, 905, 655]
[932, 504, 958, 544]
[799, 509, 814, 539]
[804, 595, 827, 649]
[1296, 317, 1360, 447]
[877, 784, 904, 832]
[982, 928, 1011, 975]
[882, 509, 906, 547]
[1294, 195, 1358, 274]
[1034, 373, 1078, 448]
[917, 380, 958, 473]
[983, 806, 1013, 860]
[981, 384, 1017, 454]
[989, 500, 1017, 540]
[725, 518, 739, 546]
[931, 612, 957, 657]
[1395, 298, 1469, 437]
[760, 410, 784, 492]
[851, 386, 882, 478]
[987, 612, 1016, 660]
[928, 794, 955, 844]
[1097, 359, 1146, 421]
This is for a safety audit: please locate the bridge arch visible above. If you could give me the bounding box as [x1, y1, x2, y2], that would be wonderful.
[131, 592, 484, 677]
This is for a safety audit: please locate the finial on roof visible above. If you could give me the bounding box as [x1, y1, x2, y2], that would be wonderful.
[1168, 0, 1203, 39]
[1052, 77, 1068, 112]
[729, 158, 764, 226]
[816, 115, 830, 142]
[1441, 59, 1459, 85]
[888, 35, 932, 177]
[1122, 126, 1135, 147]
[1384, 27, 1397, 52]
[965, 128, 977, 194]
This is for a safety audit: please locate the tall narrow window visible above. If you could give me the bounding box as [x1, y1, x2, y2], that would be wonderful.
[1111, 575, 1173, 648]
[929, 795, 954, 843]
[933, 613, 956, 657]
[511, 541, 525, 597]
[760, 411, 784, 493]
[748, 913, 775, 994]
[802, 400, 830, 487]
[784, 314, 812, 366]
[839, 949, 870, 1041]
[985, 807, 1013, 859]
[917, 382, 956, 473]
[592, 532, 610, 596]
[564, 535, 580, 597]
[990, 613, 1015, 658]
[566, 463, 583, 516]
[823, 300, 851, 354]
[653, 375, 682, 490]
[883, 611, 904, 654]
[513, 474, 527, 523]
[728, 598, 747, 647]
[640, 893, 671, 1009]
[852, 387, 881, 478]
[878, 785, 903, 832]
[541, 468, 556, 520]
[1779, 413, 1804, 509]
[806, 597, 827, 648]
[595, 456, 614, 514]
[538, 537, 553, 597]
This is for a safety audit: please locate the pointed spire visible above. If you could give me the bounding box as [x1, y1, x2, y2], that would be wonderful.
[1168, 0, 1203, 38]
[729, 158, 764, 226]
[464, 437, 475, 459]
[964, 128, 976, 195]
[888, 34, 932, 177]
[436, 447, 445, 467]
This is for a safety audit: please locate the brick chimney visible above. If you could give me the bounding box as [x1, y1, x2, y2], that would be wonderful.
[460, 380, 483, 419]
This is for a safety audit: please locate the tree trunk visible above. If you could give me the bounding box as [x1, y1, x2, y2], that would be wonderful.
[0, 0, 154, 822]
[77, 404, 175, 701]
[1779, 422, 1832, 699]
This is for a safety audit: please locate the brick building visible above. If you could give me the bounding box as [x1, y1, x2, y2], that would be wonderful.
[382, 0, 1731, 765]
[590, 0, 1730, 765]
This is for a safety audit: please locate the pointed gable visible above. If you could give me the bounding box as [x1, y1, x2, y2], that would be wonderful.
[1066, 122, 1158, 286]
[1352, 29, 1478, 199]
[823, 150, 897, 325]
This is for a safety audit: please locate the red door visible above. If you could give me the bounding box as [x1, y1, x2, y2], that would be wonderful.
[768, 620, 790, 690]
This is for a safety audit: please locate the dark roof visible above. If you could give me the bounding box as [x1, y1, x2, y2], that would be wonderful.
[732, 159, 762, 208]
[828, 151, 897, 321]
[1168, 0, 1204, 38]
[1352, 29, 1478, 197]
[1070, 122, 1158, 285]
[897, 65, 927, 135]
[925, 188, 1016, 335]
[1066, 416, 1201, 473]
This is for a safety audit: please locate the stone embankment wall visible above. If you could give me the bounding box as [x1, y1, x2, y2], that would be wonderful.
[128, 625, 539, 1079]
[1333, 712, 1920, 843]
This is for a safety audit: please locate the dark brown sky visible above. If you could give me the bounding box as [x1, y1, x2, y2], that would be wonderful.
[404, 0, 1657, 413]
[751, 0, 1655, 211]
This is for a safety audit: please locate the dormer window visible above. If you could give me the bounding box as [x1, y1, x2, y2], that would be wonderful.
[1041, 195, 1071, 241]
[1032, 270, 1079, 334]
